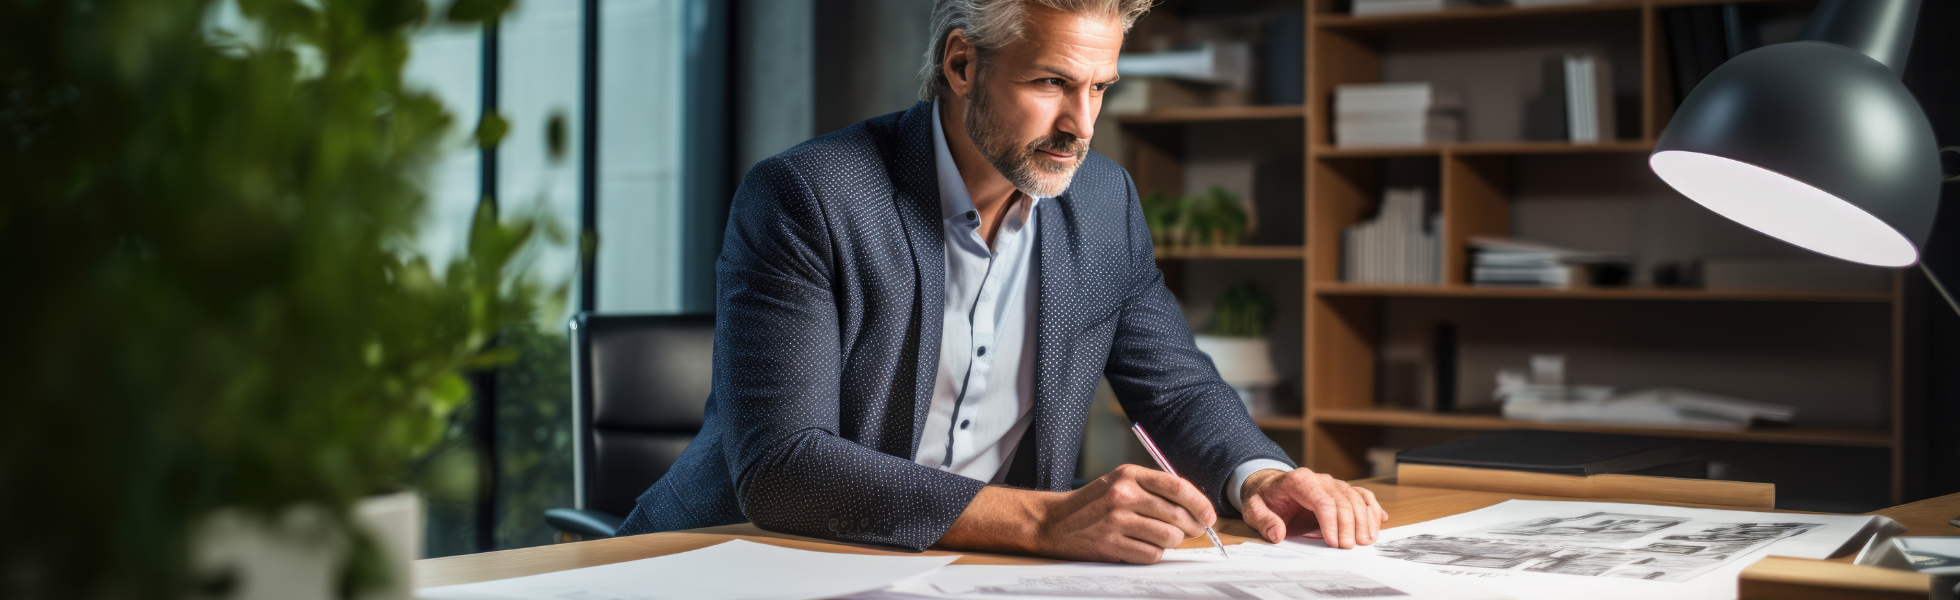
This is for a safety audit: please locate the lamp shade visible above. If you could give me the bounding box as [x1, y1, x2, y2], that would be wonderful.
[1649, 0, 1940, 267]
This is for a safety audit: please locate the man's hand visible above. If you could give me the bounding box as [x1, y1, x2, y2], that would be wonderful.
[936, 464, 1217, 564]
[1239, 469, 1387, 549]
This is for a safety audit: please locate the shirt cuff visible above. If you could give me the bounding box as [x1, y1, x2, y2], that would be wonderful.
[1228, 459, 1296, 513]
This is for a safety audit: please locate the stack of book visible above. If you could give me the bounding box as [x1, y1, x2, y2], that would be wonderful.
[1343, 188, 1440, 285]
[1333, 82, 1463, 147]
[1469, 237, 1620, 288]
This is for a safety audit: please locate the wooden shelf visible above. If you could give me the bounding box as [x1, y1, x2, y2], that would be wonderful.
[1311, 408, 1894, 448]
[1313, 139, 1654, 158]
[1156, 246, 1307, 260]
[1115, 105, 1307, 125]
[1256, 417, 1307, 431]
[1313, 0, 1787, 31]
[1316, 0, 1644, 30]
[1312, 283, 1896, 303]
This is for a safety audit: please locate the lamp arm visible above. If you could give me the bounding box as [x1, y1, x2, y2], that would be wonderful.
[1920, 262, 1960, 319]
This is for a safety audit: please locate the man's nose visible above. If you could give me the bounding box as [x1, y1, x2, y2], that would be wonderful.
[1057, 88, 1095, 143]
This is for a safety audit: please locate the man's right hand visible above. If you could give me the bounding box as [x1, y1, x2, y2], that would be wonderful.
[936, 464, 1217, 564]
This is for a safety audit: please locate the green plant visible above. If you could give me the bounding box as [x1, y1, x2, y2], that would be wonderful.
[1141, 186, 1249, 248]
[1208, 282, 1274, 338]
[0, 0, 555, 598]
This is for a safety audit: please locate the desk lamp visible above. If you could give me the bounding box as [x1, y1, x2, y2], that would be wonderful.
[1648, 0, 1960, 522]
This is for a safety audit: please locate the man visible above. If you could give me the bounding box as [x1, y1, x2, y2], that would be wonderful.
[618, 0, 1387, 563]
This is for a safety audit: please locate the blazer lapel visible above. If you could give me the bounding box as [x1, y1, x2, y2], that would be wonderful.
[887, 101, 947, 459]
[1029, 194, 1085, 491]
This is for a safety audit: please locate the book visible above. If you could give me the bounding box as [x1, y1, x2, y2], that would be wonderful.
[1562, 55, 1616, 143]
[1343, 188, 1441, 285]
[1396, 430, 1683, 476]
[1334, 82, 1464, 147]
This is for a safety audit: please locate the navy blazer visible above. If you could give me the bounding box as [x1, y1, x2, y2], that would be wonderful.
[617, 100, 1295, 550]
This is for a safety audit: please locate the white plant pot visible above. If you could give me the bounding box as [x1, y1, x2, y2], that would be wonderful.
[1193, 335, 1282, 415]
[191, 492, 422, 600]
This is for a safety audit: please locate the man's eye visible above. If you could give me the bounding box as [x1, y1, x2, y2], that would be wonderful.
[1092, 83, 1109, 92]
[1039, 78, 1065, 87]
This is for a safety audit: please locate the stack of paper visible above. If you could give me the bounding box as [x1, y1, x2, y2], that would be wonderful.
[1282, 499, 1887, 600]
[418, 540, 959, 600]
[1344, 187, 1441, 285]
[1334, 82, 1463, 147]
[1562, 55, 1617, 143]
[1470, 236, 1621, 289]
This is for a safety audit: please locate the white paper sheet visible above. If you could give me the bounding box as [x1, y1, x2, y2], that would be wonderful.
[868, 544, 1507, 600]
[1278, 500, 1880, 600]
[416, 539, 960, 600]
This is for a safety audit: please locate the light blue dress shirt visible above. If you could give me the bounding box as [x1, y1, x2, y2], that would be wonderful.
[910, 100, 1289, 511]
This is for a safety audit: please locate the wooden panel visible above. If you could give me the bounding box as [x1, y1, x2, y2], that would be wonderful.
[1739, 557, 1931, 600]
[1316, 140, 1654, 158]
[1312, 283, 1896, 303]
[1309, 422, 1380, 480]
[1441, 153, 1510, 286]
[1642, 3, 1674, 141]
[415, 485, 1960, 589]
[1312, 408, 1895, 447]
[1129, 134, 1182, 199]
[1316, 0, 1644, 30]
[1155, 246, 1307, 260]
[1398, 464, 1776, 508]
[1891, 271, 1906, 505]
[1306, 29, 1379, 148]
[1117, 105, 1306, 125]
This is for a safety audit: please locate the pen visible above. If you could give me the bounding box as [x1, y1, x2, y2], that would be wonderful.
[1129, 422, 1231, 559]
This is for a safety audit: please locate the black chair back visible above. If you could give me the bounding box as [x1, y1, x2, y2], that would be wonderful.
[570, 312, 714, 521]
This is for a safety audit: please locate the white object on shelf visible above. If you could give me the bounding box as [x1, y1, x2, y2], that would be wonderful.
[1193, 335, 1282, 415]
[1334, 82, 1464, 147]
[1351, 0, 1479, 16]
[1344, 187, 1441, 284]
[1562, 54, 1617, 143]
[1117, 41, 1253, 89]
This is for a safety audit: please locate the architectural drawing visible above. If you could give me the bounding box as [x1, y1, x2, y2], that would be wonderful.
[969, 570, 1409, 599]
[1471, 512, 1688, 542]
[1375, 512, 1828, 583]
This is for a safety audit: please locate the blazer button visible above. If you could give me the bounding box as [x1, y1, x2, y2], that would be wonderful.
[960, 419, 971, 430]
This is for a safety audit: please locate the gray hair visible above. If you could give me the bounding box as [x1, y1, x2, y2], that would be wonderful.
[918, 0, 1154, 100]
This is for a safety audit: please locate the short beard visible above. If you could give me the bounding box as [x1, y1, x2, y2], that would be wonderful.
[965, 73, 1090, 199]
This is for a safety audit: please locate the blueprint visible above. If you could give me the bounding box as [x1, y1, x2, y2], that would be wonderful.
[1281, 500, 1882, 600]
[881, 545, 1507, 600]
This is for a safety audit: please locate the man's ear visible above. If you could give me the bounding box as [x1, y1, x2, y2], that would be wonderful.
[942, 29, 978, 99]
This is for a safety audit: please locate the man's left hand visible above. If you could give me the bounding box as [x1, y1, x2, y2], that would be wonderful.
[1239, 469, 1387, 549]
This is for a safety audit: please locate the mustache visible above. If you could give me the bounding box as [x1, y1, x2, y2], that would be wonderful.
[1026, 133, 1088, 158]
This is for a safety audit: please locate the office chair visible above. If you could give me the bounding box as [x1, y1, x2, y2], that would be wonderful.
[544, 313, 714, 541]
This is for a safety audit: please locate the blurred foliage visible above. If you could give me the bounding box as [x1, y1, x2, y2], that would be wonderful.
[1208, 282, 1274, 338]
[492, 320, 575, 549]
[1142, 185, 1249, 248]
[0, 0, 565, 598]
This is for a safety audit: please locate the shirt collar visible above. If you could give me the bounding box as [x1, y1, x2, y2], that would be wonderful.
[931, 98, 1043, 227]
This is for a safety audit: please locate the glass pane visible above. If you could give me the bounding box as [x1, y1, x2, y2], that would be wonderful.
[402, 22, 486, 559]
[596, 0, 689, 314]
[493, 0, 584, 551]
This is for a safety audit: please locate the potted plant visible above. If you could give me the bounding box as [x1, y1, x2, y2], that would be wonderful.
[1192, 283, 1282, 417]
[1142, 186, 1251, 249]
[0, 1, 557, 598]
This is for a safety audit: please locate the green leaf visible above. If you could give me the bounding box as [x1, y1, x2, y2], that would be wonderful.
[445, 0, 514, 24]
[475, 112, 509, 149]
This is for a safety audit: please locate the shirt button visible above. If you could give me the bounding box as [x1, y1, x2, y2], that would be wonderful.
[960, 420, 971, 430]
[964, 210, 977, 221]
[977, 346, 987, 356]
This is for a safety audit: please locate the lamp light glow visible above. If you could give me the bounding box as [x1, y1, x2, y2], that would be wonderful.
[1650, 150, 1919, 267]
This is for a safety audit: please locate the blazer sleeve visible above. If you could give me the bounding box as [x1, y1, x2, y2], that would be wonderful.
[713, 156, 987, 551]
[1099, 174, 1297, 517]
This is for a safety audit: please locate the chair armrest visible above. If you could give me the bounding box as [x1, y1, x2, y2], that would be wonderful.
[544, 508, 625, 539]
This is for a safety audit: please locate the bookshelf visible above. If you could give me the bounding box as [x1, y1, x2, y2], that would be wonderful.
[1114, 0, 1904, 510]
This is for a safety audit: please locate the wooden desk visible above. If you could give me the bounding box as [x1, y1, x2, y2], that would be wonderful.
[414, 482, 1960, 589]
